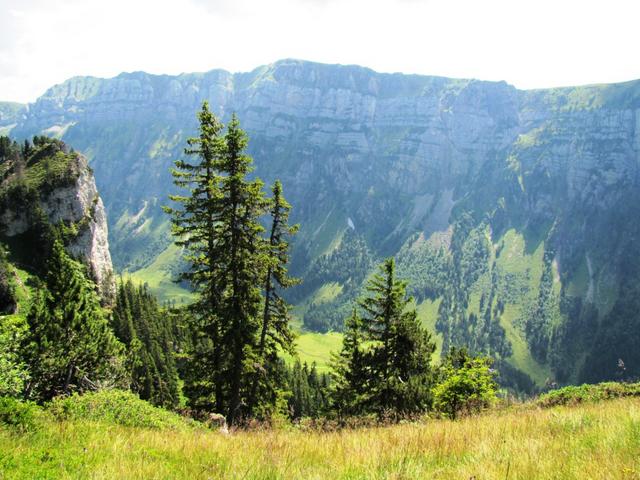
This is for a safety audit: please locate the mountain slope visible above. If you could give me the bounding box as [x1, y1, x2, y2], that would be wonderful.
[0, 102, 26, 136]
[7, 60, 640, 389]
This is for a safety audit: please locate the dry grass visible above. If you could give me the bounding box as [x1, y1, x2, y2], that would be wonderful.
[1, 398, 639, 479]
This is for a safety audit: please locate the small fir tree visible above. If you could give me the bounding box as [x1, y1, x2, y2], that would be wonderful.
[331, 258, 436, 418]
[330, 308, 369, 416]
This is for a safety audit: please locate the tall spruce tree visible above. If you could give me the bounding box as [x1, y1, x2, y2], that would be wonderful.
[167, 104, 297, 424]
[23, 241, 123, 401]
[212, 114, 267, 424]
[165, 102, 227, 414]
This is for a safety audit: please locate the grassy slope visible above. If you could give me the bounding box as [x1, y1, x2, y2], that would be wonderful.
[494, 229, 551, 385]
[0, 263, 35, 326]
[1, 397, 639, 479]
[127, 244, 194, 304]
[289, 332, 343, 372]
[416, 298, 443, 358]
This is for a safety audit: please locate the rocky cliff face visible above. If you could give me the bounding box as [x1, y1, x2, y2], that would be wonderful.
[62, 163, 114, 299]
[0, 140, 115, 300]
[8, 60, 640, 387]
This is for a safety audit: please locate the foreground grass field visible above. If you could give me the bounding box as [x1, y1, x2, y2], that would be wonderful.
[1, 397, 639, 479]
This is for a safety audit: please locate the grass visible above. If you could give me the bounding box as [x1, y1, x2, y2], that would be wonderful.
[312, 282, 343, 305]
[22, 150, 79, 193]
[46, 391, 199, 431]
[285, 280, 349, 371]
[9, 265, 35, 317]
[1, 396, 639, 478]
[494, 229, 550, 386]
[306, 206, 347, 259]
[0, 124, 15, 136]
[127, 243, 194, 304]
[285, 331, 344, 372]
[499, 305, 551, 386]
[537, 382, 640, 408]
[566, 255, 590, 298]
[416, 298, 443, 359]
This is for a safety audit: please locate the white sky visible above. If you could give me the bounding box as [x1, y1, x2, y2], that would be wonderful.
[1, 0, 639, 103]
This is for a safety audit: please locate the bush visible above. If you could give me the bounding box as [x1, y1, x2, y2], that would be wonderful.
[433, 348, 498, 419]
[47, 390, 200, 431]
[0, 396, 43, 431]
[0, 316, 29, 397]
[537, 382, 640, 408]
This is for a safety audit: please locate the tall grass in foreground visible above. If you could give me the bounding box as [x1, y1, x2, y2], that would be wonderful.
[1, 397, 639, 479]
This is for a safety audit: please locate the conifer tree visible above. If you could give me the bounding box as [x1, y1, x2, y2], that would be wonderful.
[167, 104, 297, 424]
[247, 180, 298, 416]
[359, 258, 435, 415]
[211, 114, 268, 424]
[307, 363, 330, 416]
[285, 360, 330, 419]
[164, 102, 227, 413]
[23, 241, 123, 401]
[332, 258, 435, 418]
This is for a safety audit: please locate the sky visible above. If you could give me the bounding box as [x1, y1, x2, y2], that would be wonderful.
[1, 0, 639, 103]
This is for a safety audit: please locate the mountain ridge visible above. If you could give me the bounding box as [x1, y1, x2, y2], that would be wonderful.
[15, 58, 640, 105]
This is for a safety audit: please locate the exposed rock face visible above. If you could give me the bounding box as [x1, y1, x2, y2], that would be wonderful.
[1, 153, 115, 300]
[61, 160, 115, 300]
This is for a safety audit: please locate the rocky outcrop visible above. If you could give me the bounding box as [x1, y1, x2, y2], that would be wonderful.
[0, 152, 115, 301]
[54, 158, 115, 300]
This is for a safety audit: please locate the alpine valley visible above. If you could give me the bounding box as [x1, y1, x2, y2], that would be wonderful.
[4, 59, 640, 392]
